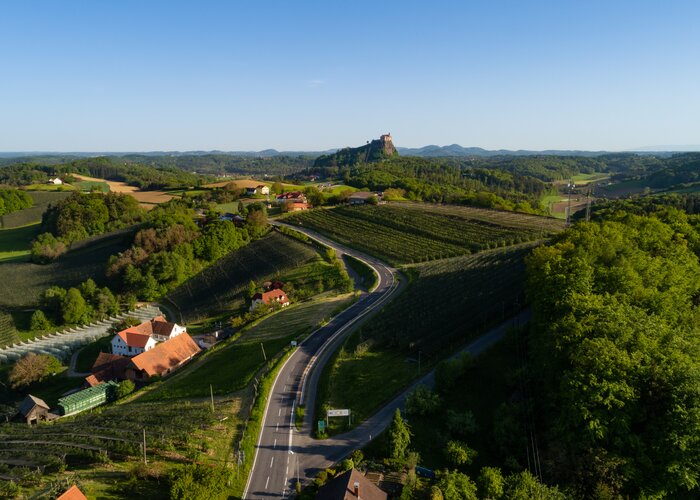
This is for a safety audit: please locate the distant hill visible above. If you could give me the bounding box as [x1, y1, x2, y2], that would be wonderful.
[397, 144, 609, 157]
[312, 134, 398, 168]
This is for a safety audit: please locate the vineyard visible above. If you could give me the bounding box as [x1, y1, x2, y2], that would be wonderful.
[0, 229, 133, 309]
[284, 202, 563, 265]
[166, 231, 330, 322]
[0, 191, 71, 229]
[319, 243, 537, 426]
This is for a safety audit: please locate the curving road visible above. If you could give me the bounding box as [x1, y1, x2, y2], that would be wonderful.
[244, 223, 529, 499]
[243, 224, 401, 499]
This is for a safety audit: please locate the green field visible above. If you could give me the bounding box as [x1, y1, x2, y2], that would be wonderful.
[0, 223, 41, 262]
[284, 203, 562, 265]
[0, 190, 71, 229]
[73, 180, 110, 192]
[0, 229, 133, 309]
[318, 243, 537, 433]
[166, 231, 329, 323]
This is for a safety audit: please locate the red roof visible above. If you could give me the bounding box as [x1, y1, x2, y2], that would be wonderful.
[116, 330, 152, 348]
[276, 191, 305, 199]
[253, 289, 289, 305]
[117, 316, 179, 346]
[128, 333, 201, 378]
[86, 352, 130, 386]
[56, 485, 88, 500]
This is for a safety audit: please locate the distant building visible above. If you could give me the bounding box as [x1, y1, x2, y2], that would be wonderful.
[84, 352, 130, 387]
[47, 177, 63, 185]
[275, 191, 307, 203]
[348, 191, 382, 204]
[125, 333, 201, 381]
[250, 289, 290, 311]
[316, 468, 387, 500]
[246, 187, 258, 195]
[258, 185, 270, 195]
[110, 316, 186, 357]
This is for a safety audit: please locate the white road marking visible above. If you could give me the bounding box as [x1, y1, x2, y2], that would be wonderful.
[287, 456, 290, 464]
[265, 476, 270, 489]
[273, 438, 277, 448]
[286, 466, 289, 475]
[276, 423, 279, 431]
[278, 408, 282, 417]
[270, 457, 274, 468]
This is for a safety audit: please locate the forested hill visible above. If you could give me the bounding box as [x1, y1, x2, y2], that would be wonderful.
[312, 134, 398, 168]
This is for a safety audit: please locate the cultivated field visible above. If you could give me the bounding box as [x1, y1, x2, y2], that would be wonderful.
[166, 231, 323, 322]
[204, 178, 269, 189]
[0, 191, 72, 229]
[285, 203, 563, 265]
[0, 229, 133, 309]
[319, 243, 537, 430]
[0, 223, 40, 262]
[71, 174, 175, 207]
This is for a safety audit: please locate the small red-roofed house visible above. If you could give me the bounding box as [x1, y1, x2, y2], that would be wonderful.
[56, 484, 87, 500]
[250, 289, 290, 311]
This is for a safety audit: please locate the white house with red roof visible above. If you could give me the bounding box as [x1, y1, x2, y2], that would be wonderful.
[250, 289, 290, 312]
[110, 316, 186, 357]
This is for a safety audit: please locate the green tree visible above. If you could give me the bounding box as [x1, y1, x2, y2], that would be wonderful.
[477, 467, 505, 499]
[436, 470, 478, 500]
[405, 384, 442, 416]
[9, 353, 62, 388]
[30, 310, 51, 332]
[504, 471, 566, 500]
[61, 287, 91, 325]
[387, 408, 412, 461]
[248, 280, 257, 299]
[444, 440, 476, 467]
[117, 380, 136, 399]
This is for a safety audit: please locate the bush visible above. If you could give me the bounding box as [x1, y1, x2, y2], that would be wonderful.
[31, 232, 67, 263]
[444, 440, 477, 467]
[117, 380, 136, 399]
[405, 384, 442, 416]
[30, 309, 51, 332]
[9, 353, 63, 388]
[169, 464, 229, 500]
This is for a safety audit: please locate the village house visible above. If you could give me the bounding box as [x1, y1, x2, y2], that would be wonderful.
[245, 186, 258, 195]
[275, 191, 307, 203]
[125, 333, 201, 381]
[110, 316, 186, 357]
[84, 352, 130, 387]
[348, 191, 383, 205]
[258, 184, 270, 195]
[284, 201, 310, 212]
[250, 289, 290, 311]
[316, 468, 387, 500]
[47, 177, 63, 185]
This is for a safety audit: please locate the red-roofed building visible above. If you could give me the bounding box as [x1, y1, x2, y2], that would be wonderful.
[84, 352, 130, 387]
[110, 316, 186, 357]
[275, 191, 307, 203]
[56, 485, 88, 500]
[125, 333, 201, 381]
[250, 289, 290, 311]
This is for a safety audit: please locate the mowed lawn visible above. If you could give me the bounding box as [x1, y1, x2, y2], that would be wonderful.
[0, 223, 41, 262]
[141, 296, 352, 401]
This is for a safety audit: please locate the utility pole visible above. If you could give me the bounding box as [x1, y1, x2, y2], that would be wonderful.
[143, 428, 147, 464]
[210, 384, 215, 412]
[260, 342, 267, 361]
[565, 180, 576, 226]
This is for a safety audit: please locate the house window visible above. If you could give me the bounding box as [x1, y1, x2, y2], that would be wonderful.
[128, 346, 132, 353]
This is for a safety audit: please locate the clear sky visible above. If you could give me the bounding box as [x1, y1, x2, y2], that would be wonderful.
[1, 0, 699, 151]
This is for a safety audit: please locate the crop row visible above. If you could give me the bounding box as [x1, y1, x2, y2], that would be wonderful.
[285, 203, 558, 265]
[167, 231, 320, 321]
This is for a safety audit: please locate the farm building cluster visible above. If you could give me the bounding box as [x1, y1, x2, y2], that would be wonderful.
[15, 316, 200, 422]
[276, 191, 310, 211]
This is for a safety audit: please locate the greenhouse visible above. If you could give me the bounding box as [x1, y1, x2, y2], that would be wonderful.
[57, 381, 118, 416]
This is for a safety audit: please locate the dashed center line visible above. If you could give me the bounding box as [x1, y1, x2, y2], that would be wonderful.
[273, 438, 277, 448]
[270, 457, 274, 468]
[265, 476, 270, 489]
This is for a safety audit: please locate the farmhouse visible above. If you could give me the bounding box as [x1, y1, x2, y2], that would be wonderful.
[276, 191, 307, 203]
[125, 333, 200, 381]
[84, 352, 129, 387]
[47, 177, 63, 185]
[246, 186, 258, 195]
[110, 316, 186, 356]
[348, 191, 382, 204]
[18, 394, 55, 425]
[258, 184, 270, 195]
[316, 468, 387, 500]
[284, 201, 310, 212]
[250, 289, 290, 311]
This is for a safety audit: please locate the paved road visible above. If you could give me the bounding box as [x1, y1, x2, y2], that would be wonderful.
[244, 223, 530, 499]
[243, 224, 400, 499]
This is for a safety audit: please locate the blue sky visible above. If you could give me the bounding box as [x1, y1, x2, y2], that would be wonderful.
[1, 0, 698, 151]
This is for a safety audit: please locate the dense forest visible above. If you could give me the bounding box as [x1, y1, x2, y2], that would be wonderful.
[526, 205, 700, 498]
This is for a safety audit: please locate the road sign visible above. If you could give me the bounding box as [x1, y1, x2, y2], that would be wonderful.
[291, 340, 298, 347]
[327, 409, 350, 417]
[317, 420, 326, 432]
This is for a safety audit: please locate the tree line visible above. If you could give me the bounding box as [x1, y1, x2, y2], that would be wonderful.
[0, 189, 32, 216]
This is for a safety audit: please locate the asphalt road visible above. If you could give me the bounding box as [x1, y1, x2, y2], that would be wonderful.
[243, 224, 400, 499]
[244, 223, 530, 499]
